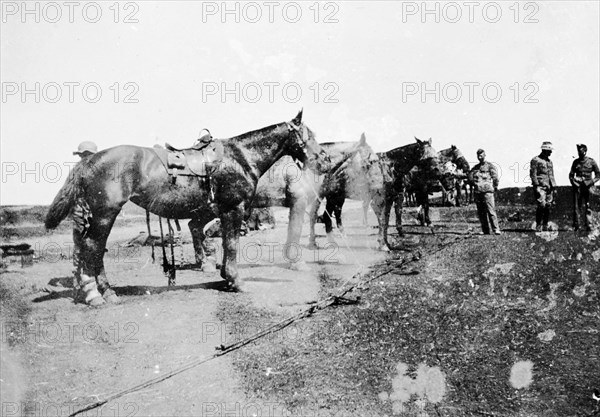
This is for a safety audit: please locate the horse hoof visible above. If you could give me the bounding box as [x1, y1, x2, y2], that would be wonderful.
[87, 296, 106, 307]
[226, 281, 242, 292]
[202, 263, 217, 273]
[307, 242, 319, 250]
[378, 244, 390, 252]
[102, 289, 120, 304]
[288, 261, 311, 271]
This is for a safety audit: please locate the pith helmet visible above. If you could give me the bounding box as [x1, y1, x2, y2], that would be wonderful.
[540, 141, 554, 151]
[73, 141, 98, 155]
[197, 129, 212, 142]
[576, 143, 587, 151]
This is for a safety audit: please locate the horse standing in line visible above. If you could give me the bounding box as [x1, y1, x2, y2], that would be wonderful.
[403, 145, 470, 225]
[313, 137, 442, 251]
[45, 110, 330, 305]
[306, 133, 379, 248]
[252, 133, 375, 263]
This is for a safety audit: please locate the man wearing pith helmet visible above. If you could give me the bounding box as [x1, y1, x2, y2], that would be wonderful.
[70, 140, 117, 306]
[569, 143, 600, 232]
[529, 141, 556, 232]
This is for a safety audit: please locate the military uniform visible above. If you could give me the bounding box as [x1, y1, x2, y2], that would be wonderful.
[569, 155, 600, 231]
[468, 161, 500, 234]
[530, 154, 556, 230]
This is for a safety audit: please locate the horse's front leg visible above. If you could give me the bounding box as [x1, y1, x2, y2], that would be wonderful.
[332, 196, 345, 235]
[370, 189, 390, 251]
[307, 197, 320, 250]
[189, 217, 217, 272]
[362, 197, 370, 226]
[285, 193, 310, 271]
[394, 190, 405, 236]
[220, 204, 244, 290]
[324, 198, 337, 244]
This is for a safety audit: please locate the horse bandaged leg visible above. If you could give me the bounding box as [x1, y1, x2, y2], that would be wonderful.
[80, 275, 105, 306]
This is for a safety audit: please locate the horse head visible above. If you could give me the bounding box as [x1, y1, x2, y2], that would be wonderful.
[414, 137, 442, 178]
[447, 145, 470, 173]
[286, 109, 331, 173]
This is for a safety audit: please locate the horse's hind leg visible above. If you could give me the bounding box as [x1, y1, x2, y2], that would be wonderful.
[219, 204, 244, 290]
[77, 207, 121, 306]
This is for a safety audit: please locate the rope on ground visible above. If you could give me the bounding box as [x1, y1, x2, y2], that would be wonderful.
[68, 228, 474, 417]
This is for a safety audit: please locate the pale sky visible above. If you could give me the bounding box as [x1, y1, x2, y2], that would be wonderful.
[1, 1, 598, 205]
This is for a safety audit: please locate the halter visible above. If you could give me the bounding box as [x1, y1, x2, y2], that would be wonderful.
[286, 121, 308, 149]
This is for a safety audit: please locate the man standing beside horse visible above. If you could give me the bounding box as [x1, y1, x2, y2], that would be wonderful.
[569, 143, 600, 233]
[70, 141, 118, 306]
[468, 149, 501, 235]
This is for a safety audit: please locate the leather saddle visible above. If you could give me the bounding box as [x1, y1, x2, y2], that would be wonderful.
[153, 140, 224, 178]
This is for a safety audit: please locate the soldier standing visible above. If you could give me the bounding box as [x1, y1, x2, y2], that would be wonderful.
[468, 149, 501, 235]
[529, 141, 556, 232]
[569, 143, 600, 232]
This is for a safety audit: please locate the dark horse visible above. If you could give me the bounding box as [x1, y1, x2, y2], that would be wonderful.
[403, 145, 470, 225]
[315, 137, 441, 251]
[45, 110, 329, 305]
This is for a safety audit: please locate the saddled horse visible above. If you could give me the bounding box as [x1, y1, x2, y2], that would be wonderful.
[316, 137, 441, 251]
[45, 110, 329, 305]
[403, 145, 470, 225]
[252, 133, 374, 263]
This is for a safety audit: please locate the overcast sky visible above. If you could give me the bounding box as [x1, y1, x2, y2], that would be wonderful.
[1, 1, 598, 205]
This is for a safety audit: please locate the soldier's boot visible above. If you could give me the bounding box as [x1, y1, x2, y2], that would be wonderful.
[535, 207, 544, 231]
[542, 207, 550, 231]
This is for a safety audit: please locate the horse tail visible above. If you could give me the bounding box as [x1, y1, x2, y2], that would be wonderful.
[45, 162, 85, 230]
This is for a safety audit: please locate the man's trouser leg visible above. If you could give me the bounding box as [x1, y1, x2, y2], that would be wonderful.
[475, 193, 490, 234]
[542, 188, 553, 229]
[572, 186, 582, 229]
[484, 193, 500, 233]
[581, 186, 592, 231]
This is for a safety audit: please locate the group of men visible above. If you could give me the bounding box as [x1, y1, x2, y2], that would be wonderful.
[469, 141, 600, 235]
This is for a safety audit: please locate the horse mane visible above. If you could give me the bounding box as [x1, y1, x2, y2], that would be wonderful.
[223, 121, 316, 144]
[223, 121, 286, 142]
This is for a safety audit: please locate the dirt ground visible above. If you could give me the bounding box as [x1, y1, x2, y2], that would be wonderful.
[1, 200, 599, 417]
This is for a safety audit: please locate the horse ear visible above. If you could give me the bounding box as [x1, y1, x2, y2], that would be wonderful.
[428, 138, 432, 145]
[451, 144, 456, 150]
[292, 108, 303, 125]
[359, 132, 366, 144]
[415, 136, 422, 144]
